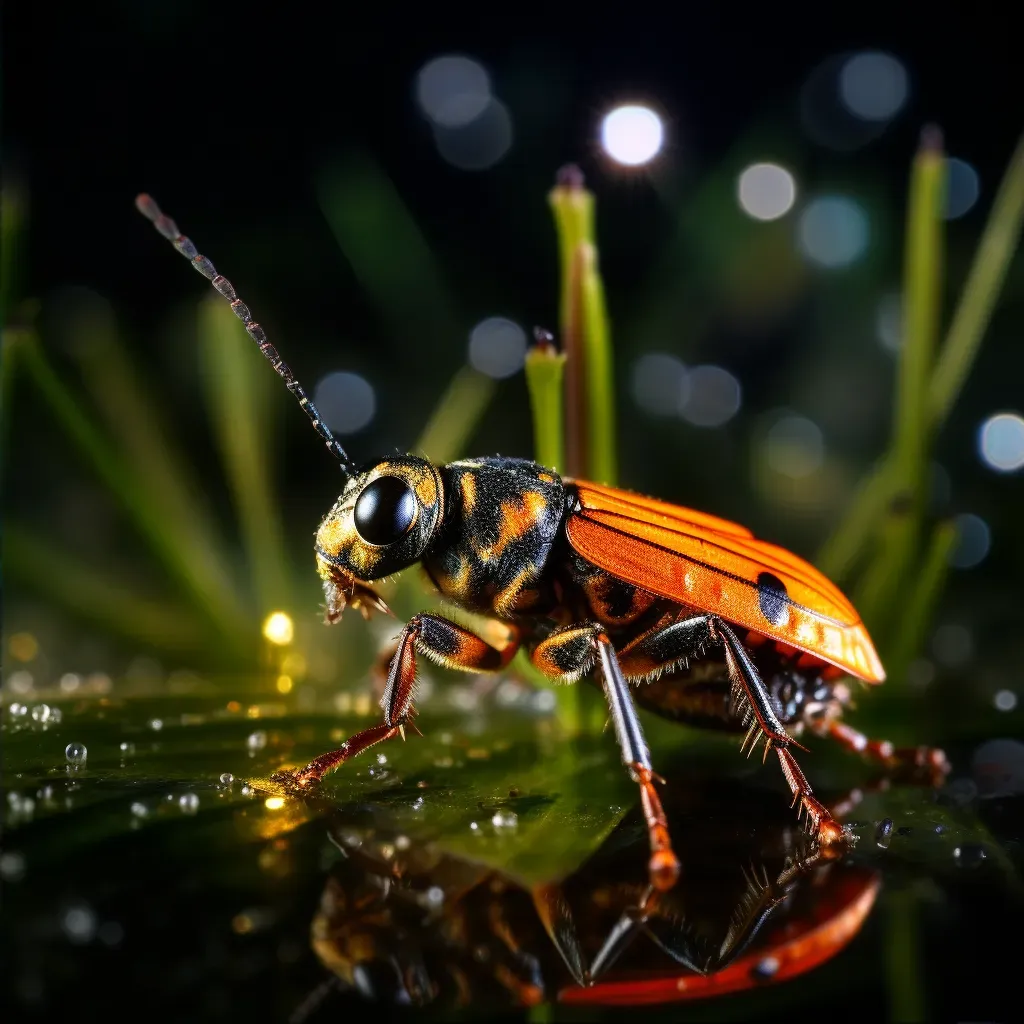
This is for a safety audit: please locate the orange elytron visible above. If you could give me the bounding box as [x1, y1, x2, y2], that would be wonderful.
[137, 195, 948, 893]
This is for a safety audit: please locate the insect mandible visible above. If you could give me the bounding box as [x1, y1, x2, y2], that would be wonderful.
[136, 194, 949, 891]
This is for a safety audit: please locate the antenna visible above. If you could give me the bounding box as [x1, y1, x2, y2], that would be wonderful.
[135, 194, 353, 474]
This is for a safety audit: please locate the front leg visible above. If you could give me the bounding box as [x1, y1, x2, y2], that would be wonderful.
[532, 624, 681, 891]
[274, 613, 520, 787]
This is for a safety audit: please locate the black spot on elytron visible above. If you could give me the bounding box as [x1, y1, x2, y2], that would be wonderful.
[354, 477, 417, 546]
[756, 572, 790, 626]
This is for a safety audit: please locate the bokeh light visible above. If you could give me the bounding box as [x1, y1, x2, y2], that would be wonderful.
[798, 196, 869, 268]
[931, 623, 973, 667]
[313, 371, 376, 434]
[262, 612, 294, 646]
[949, 513, 991, 569]
[600, 105, 664, 166]
[994, 690, 1018, 713]
[415, 55, 491, 128]
[876, 292, 902, 353]
[433, 98, 513, 171]
[839, 52, 908, 121]
[765, 413, 825, 478]
[737, 163, 797, 221]
[468, 317, 527, 379]
[631, 352, 689, 416]
[679, 366, 742, 428]
[978, 412, 1024, 472]
[945, 158, 981, 219]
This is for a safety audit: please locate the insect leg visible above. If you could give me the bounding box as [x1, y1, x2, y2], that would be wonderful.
[712, 619, 846, 850]
[275, 614, 519, 786]
[531, 625, 681, 890]
[821, 720, 950, 785]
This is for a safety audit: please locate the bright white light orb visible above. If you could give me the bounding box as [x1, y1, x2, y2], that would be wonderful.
[945, 158, 981, 220]
[314, 371, 376, 435]
[468, 317, 527, 379]
[798, 196, 869, 268]
[631, 352, 689, 416]
[737, 163, 797, 221]
[416, 55, 491, 128]
[979, 412, 1024, 472]
[600, 105, 664, 167]
[839, 52, 908, 121]
[680, 366, 742, 428]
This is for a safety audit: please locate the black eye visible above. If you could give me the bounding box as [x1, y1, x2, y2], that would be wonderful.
[354, 477, 417, 546]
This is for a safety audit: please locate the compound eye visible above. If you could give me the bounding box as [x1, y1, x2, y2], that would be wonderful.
[354, 477, 417, 546]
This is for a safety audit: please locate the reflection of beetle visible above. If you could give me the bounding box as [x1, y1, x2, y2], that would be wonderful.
[305, 778, 879, 1010]
[138, 196, 948, 891]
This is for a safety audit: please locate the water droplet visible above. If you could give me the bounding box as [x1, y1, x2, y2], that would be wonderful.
[751, 955, 779, 980]
[179, 793, 199, 815]
[247, 730, 268, 752]
[48, 706, 62, 725]
[149, 718, 163, 731]
[376, 753, 388, 765]
[8, 702, 28, 718]
[411, 796, 425, 810]
[62, 904, 97, 944]
[64, 742, 87, 767]
[240, 784, 253, 798]
[219, 772, 234, 786]
[953, 843, 988, 868]
[469, 821, 479, 831]
[491, 810, 518, 831]
[424, 885, 445, 909]
[875, 817, 894, 849]
[30, 704, 51, 723]
[119, 741, 135, 754]
[130, 802, 148, 818]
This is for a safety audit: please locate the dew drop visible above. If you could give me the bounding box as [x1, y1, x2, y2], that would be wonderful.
[65, 742, 87, 767]
[30, 704, 51, 723]
[8, 702, 28, 719]
[149, 718, 163, 731]
[424, 885, 445, 909]
[953, 843, 988, 868]
[179, 792, 199, 815]
[875, 817, 894, 849]
[491, 810, 518, 831]
[219, 772, 234, 786]
[247, 730, 268, 752]
[130, 802, 148, 818]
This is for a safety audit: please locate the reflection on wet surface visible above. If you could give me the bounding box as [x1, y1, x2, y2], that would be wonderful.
[308, 777, 878, 1009]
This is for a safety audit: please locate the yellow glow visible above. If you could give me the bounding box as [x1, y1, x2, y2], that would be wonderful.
[281, 652, 307, 678]
[8, 632, 39, 662]
[262, 611, 294, 646]
[276, 675, 294, 694]
[264, 796, 285, 811]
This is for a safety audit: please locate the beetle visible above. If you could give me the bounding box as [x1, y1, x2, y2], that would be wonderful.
[136, 194, 948, 892]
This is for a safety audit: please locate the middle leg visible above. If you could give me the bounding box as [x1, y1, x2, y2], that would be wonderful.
[531, 624, 681, 891]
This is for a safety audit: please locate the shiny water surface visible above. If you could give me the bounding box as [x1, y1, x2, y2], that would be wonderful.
[2, 681, 1023, 1022]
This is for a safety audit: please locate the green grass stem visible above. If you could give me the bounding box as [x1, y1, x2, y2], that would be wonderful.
[317, 152, 462, 348]
[5, 523, 212, 655]
[884, 888, 926, 1023]
[549, 167, 617, 484]
[14, 330, 252, 655]
[415, 365, 495, 465]
[524, 337, 567, 474]
[198, 296, 292, 617]
[818, 132, 1024, 585]
[853, 131, 946, 630]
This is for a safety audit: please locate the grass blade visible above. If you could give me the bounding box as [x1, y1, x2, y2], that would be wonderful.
[198, 295, 292, 616]
[5, 523, 212, 656]
[524, 333, 567, 474]
[414, 365, 495, 465]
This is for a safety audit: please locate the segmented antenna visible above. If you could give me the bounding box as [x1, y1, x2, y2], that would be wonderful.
[135, 194, 353, 474]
